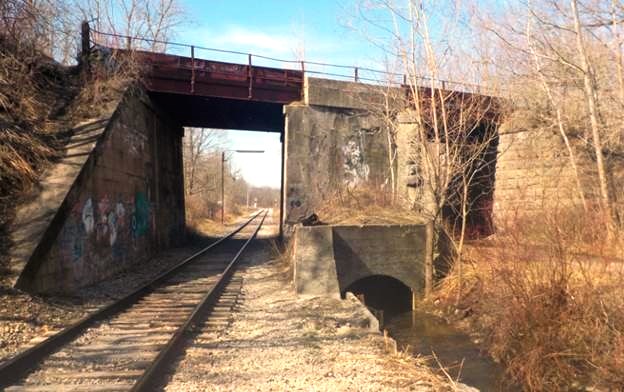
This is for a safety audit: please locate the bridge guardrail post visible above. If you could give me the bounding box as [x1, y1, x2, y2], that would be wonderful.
[80, 21, 91, 75]
[248, 54, 253, 99]
[191, 45, 195, 94]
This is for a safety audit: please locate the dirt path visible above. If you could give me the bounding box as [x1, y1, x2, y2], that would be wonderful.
[164, 243, 450, 391]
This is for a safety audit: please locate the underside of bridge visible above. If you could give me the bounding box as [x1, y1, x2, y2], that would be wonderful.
[150, 93, 285, 132]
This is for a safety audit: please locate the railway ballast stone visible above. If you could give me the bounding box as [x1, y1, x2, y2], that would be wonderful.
[164, 244, 448, 391]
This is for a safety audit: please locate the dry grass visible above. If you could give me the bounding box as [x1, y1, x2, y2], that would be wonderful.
[0, 36, 137, 279]
[187, 207, 256, 237]
[315, 187, 426, 225]
[0, 38, 75, 278]
[432, 208, 624, 391]
[0, 39, 74, 199]
[268, 236, 295, 284]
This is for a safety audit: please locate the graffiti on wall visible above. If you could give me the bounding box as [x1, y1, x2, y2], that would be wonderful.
[132, 192, 150, 238]
[81, 198, 94, 234]
[286, 182, 309, 224]
[122, 130, 147, 157]
[56, 191, 152, 273]
[342, 131, 370, 188]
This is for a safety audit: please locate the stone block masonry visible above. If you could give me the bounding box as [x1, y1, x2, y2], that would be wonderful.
[492, 126, 600, 224]
[16, 87, 186, 293]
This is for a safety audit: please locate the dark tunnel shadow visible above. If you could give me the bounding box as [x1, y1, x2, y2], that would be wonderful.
[342, 275, 412, 317]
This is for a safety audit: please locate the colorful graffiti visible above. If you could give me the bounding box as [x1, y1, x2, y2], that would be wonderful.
[132, 191, 150, 238]
[56, 191, 152, 272]
[81, 198, 94, 234]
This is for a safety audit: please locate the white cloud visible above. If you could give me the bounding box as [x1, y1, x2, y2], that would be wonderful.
[181, 24, 349, 65]
[190, 25, 302, 63]
[212, 26, 298, 57]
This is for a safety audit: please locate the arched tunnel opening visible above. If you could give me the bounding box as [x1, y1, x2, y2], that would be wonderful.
[343, 275, 412, 317]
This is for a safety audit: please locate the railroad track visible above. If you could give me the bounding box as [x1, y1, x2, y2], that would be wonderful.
[0, 209, 268, 391]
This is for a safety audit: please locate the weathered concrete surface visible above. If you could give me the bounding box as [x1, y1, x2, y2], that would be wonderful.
[492, 126, 598, 224]
[293, 225, 340, 298]
[15, 87, 186, 293]
[9, 118, 113, 284]
[333, 225, 427, 293]
[303, 77, 403, 111]
[283, 101, 390, 226]
[344, 292, 380, 331]
[292, 224, 427, 298]
[395, 112, 432, 214]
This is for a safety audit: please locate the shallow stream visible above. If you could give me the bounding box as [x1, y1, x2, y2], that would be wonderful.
[384, 311, 511, 391]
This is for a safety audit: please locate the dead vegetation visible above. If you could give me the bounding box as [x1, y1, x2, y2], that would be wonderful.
[0, 38, 78, 279]
[1, 0, 184, 278]
[0, 38, 139, 279]
[349, 2, 624, 389]
[430, 208, 624, 391]
[314, 187, 426, 226]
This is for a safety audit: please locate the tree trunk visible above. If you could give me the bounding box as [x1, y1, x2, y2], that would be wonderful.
[424, 219, 434, 296]
[570, 0, 615, 235]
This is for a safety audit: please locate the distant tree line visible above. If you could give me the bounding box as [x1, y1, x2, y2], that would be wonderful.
[183, 128, 279, 223]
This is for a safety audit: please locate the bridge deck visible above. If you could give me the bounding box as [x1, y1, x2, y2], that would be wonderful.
[136, 51, 304, 104]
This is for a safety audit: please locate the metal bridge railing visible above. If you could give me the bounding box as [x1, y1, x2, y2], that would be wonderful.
[87, 27, 493, 96]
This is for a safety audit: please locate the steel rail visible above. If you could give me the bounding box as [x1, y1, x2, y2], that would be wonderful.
[0, 210, 264, 389]
[131, 209, 268, 391]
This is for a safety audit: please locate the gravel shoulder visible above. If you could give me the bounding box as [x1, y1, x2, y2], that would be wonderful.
[164, 242, 450, 391]
[0, 243, 205, 364]
[0, 213, 256, 365]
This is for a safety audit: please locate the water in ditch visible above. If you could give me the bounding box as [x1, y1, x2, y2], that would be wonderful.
[346, 276, 512, 390]
[384, 310, 512, 391]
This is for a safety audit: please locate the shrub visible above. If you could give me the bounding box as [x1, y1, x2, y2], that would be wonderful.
[434, 208, 624, 391]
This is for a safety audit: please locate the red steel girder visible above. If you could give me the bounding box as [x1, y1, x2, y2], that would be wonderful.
[132, 50, 303, 103]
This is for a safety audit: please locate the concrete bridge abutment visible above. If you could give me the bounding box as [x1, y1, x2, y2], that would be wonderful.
[13, 87, 186, 293]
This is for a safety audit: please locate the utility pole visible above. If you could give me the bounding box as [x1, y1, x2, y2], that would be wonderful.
[221, 149, 264, 225]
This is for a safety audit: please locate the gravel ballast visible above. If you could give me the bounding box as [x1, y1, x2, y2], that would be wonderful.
[0, 244, 205, 364]
[164, 243, 450, 391]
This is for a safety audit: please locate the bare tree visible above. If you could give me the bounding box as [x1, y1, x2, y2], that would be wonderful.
[570, 0, 614, 234]
[0, 0, 78, 62]
[355, 0, 501, 296]
[183, 128, 225, 197]
[76, 0, 184, 50]
[480, 1, 623, 236]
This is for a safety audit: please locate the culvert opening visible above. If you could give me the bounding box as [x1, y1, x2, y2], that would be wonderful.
[343, 275, 412, 316]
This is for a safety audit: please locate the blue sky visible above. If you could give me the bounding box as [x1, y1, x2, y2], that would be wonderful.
[178, 1, 379, 189]
[174, 1, 490, 188]
[176, 0, 374, 68]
